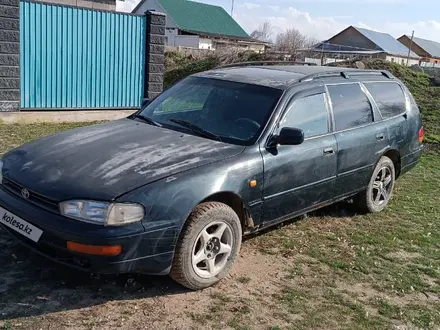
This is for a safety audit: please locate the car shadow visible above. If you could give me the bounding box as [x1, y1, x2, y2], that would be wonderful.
[0, 229, 189, 321]
[243, 200, 361, 241]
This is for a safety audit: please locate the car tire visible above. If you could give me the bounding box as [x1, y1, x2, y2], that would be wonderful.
[170, 202, 242, 290]
[354, 156, 396, 214]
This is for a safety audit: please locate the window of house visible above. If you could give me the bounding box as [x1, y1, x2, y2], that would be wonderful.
[327, 84, 374, 131]
[364, 82, 406, 119]
[401, 59, 405, 65]
[391, 58, 395, 63]
[280, 93, 329, 138]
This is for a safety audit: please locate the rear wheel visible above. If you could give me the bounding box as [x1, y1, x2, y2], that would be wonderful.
[170, 202, 242, 290]
[355, 156, 395, 213]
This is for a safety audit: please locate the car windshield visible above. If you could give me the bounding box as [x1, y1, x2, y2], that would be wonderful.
[138, 77, 283, 145]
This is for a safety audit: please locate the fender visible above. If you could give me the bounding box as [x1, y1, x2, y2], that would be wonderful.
[116, 146, 264, 238]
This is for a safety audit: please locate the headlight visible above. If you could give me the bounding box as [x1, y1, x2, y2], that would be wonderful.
[0, 158, 3, 185]
[59, 200, 144, 226]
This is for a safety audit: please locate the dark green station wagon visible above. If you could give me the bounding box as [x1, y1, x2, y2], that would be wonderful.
[0, 64, 424, 290]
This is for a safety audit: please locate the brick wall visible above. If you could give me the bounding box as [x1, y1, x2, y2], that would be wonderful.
[144, 10, 166, 101]
[0, 0, 19, 112]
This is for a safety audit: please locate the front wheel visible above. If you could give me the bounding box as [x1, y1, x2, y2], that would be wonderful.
[354, 156, 396, 213]
[170, 202, 242, 290]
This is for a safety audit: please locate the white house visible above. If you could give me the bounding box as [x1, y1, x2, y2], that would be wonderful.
[132, 0, 270, 52]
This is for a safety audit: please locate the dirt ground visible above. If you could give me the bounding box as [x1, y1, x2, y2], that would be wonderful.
[0, 230, 299, 330]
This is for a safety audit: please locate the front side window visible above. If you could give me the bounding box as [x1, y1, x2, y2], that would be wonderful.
[139, 77, 283, 145]
[280, 93, 329, 138]
[327, 84, 373, 131]
[364, 82, 406, 119]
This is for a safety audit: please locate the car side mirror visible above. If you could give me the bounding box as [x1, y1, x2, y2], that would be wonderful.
[270, 127, 304, 147]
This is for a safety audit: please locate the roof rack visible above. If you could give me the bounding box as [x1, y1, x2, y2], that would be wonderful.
[299, 70, 394, 82]
[217, 61, 317, 69]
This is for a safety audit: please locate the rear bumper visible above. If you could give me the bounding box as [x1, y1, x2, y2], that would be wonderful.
[0, 186, 178, 275]
[401, 146, 424, 176]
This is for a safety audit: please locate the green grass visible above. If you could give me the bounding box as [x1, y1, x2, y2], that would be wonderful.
[237, 276, 251, 284]
[251, 145, 440, 329]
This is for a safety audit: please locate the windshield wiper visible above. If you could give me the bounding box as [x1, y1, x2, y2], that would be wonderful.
[132, 114, 162, 127]
[169, 119, 222, 141]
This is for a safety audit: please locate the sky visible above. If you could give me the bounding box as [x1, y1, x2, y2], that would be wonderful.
[117, 0, 440, 42]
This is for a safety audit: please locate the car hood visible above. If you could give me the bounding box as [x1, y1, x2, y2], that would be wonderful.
[2, 119, 244, 201]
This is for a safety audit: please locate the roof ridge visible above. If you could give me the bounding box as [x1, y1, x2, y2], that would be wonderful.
[353, 26, 388, 35]
[413, 35, 440, 44]
[159, 0, 224, 10]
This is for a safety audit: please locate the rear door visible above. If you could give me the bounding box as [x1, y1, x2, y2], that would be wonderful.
[363, 81, 410, 154]
[327, 83, 389, 197]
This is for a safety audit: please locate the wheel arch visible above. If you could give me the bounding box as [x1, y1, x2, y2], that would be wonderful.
[382, 149, 402, 179]
[201, 191, 255, 233]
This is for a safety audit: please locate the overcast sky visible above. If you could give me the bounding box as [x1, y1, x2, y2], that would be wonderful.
[117, 0, 440, 42]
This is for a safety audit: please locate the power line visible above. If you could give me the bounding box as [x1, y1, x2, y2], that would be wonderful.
[231, 0, 235, 17]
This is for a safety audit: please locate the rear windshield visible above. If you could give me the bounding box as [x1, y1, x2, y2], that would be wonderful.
[364, 82, 407, 119]
[139, 77, 283, 145]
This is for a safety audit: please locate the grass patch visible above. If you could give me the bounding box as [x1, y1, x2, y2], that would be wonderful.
[251, 148, 440, 329]
[237, 276, 251, 284]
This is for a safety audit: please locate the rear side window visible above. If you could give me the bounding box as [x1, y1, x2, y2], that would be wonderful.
[364, 82, 407, 119]
[280, 93, 329, 138]
[327, 84, 373, 131]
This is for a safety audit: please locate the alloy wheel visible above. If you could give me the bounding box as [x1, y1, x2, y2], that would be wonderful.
[191, 221, 234, 279]
[372, 167, 393, 206]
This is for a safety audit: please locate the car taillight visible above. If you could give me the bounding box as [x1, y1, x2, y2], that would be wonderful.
[418, 127, 424, 143]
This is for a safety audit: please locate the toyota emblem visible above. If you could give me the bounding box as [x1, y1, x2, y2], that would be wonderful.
[21, 188, 30, 199]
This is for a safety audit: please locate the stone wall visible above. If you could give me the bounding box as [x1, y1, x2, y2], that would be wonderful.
[144, 10, 166, 101]
[0, 0, 20, 112]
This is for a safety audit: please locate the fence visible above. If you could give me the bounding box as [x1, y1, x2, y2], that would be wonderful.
[19, 0, 147, 109]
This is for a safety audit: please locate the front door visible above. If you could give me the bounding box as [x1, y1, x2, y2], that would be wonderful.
[261, 89, 338, 224]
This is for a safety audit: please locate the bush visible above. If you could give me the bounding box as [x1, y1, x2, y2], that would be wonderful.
[164, 50, 266, 88]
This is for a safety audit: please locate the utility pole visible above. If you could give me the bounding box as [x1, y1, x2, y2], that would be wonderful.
[406, 30, 414, 66]
[231, 0, 235, 17]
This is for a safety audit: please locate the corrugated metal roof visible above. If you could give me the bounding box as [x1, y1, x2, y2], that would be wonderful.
[411, 36, 440, 58]
[354, 27, 419, 58]
[157, 0, 249, 39]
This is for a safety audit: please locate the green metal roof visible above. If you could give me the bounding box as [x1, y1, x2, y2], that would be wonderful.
[158, 0, 250, 39]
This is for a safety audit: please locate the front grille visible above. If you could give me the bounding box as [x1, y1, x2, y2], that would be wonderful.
[2, 178, 59, 213]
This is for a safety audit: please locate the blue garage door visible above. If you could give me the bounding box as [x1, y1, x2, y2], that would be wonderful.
[20, 0, 147, 109]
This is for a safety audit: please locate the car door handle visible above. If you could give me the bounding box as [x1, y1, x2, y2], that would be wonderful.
[376, 133, 385, 141]
[323, 147, 335, 155]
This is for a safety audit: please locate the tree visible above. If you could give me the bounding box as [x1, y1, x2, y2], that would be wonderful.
[301, 36, 321, 58]
[250, 21, 274, 43]
[275, 28, 307, 56]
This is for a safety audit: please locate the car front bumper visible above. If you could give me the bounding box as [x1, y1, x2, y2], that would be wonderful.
[0, 186, 178, 275]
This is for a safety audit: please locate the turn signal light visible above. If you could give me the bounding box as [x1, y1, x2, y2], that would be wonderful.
[419, 127, 425, 143]
[67, 241, 122, 256]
